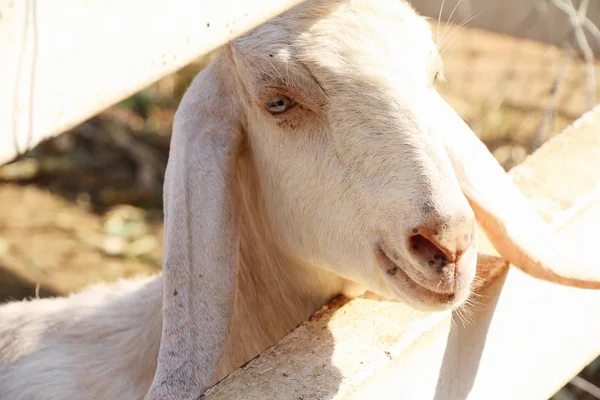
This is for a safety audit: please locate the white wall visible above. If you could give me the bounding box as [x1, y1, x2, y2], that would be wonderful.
[411, 0, 600, 54]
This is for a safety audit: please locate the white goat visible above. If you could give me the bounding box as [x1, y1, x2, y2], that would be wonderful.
[1, 1, 598, 399]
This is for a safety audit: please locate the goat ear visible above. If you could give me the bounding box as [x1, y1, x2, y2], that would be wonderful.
[145, 58, 243, 400]
[430, 93, 600, 289]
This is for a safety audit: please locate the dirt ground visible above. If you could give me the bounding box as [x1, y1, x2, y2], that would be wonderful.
[0, 22, 599, 399]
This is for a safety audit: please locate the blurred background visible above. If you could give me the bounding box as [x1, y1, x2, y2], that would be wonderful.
[1, 1, 599, 398]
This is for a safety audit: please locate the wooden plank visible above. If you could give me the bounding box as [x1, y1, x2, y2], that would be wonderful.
[0, 0, 305, 165]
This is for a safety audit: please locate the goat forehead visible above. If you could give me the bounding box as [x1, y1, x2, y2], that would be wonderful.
[301, 4, 432, 63]
[237, 0, 434, 80]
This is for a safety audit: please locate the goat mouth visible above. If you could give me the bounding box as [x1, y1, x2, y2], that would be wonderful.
[376, 246, 458, 305]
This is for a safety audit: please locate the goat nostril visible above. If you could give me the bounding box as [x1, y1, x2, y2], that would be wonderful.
[408, 233, 457, 273]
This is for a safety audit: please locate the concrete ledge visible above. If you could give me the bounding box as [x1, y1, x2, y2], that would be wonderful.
[204, 105, 600, 399]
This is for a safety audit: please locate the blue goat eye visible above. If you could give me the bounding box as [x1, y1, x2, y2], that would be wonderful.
[266, 96, 293, 114]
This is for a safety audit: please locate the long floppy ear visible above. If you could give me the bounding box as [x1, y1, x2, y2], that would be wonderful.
[145, 55, 243, 400]
[430, 93, 600, 289]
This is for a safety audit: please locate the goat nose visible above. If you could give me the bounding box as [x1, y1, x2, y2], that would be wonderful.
[408, 217, 475, 273]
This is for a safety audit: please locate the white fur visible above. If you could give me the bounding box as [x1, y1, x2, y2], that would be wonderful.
[1, 1, 598, 399]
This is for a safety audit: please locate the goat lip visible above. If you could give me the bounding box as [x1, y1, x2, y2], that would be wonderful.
[376, 246, 457, 301]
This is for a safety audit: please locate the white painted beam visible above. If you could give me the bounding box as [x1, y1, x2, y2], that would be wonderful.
[0, 0, 305, 165]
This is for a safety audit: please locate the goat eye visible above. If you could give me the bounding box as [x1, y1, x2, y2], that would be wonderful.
[266, 96, 293, 114]
[429, 72, 442, 89]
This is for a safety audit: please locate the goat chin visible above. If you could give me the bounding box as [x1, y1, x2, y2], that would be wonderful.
[2, 0, 598, 399]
